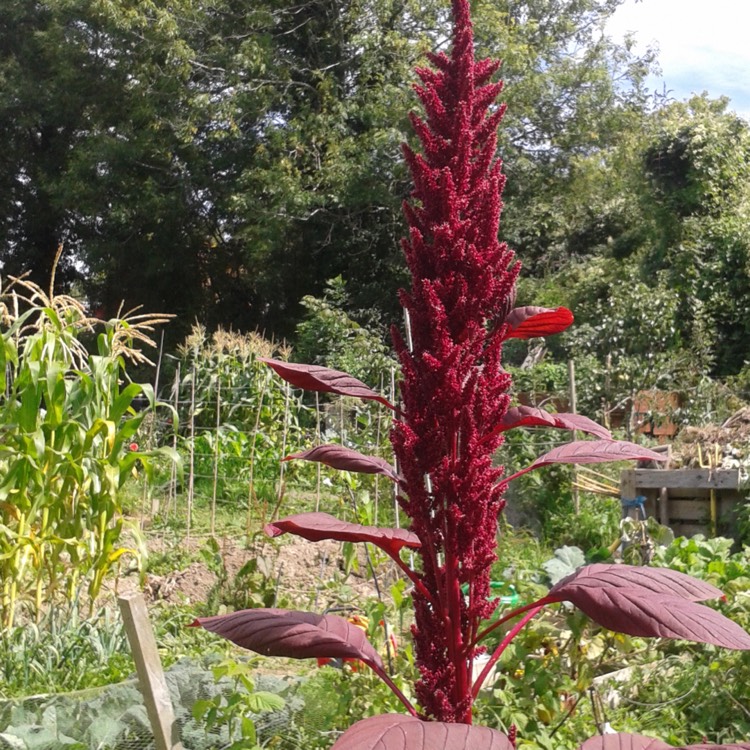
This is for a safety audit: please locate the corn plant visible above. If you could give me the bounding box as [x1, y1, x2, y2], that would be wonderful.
[0, 275, 174, 627]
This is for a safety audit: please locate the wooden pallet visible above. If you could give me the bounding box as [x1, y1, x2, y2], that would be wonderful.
[620, 468, 744, 538]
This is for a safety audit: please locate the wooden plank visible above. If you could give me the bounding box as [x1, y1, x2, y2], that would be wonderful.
[622, 469, 739, 490]
[663, 499, 712, 521]
[119, 593, 184, 750]
[620, 471, 637, 500]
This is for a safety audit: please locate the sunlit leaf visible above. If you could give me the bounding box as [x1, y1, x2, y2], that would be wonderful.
[579, 735, 750, 750]
[550, 563, 725, 603]
[550, 585, 750, 650]
[498, 406, 612, 439]
[331, 714, 513, 750]
[193, 609, 383, 668]
[266, 512, 421, 559]
[577, 734, 670, 750]
[260, 358, 394, 409]
[505, 306, 573, 339]
[507, 440, 666, 482]
[284, 445, 399, 482]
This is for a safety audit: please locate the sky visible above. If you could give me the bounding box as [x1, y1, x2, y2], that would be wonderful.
[606, 0, 750, 120]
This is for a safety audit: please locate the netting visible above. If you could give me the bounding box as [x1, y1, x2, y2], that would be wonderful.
[0, 657, 330, 750]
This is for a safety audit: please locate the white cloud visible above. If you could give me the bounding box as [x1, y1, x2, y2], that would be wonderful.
[606, 0, 750, 119]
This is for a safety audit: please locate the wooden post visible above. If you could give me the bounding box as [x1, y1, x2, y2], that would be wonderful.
[167, 364, 180, 517]
[118, 593, 184, 750]
[210, 378, 221, 536]
[246, 372, 268, 536]
[568, 360, 579, 514]
[187, 360, 196, 542]
[315, 392, 322, 513]
[148, 330, 166, 518]
[619, 469, 640, 522]
[270, 381, 291, 523]
[390, 367, 400, 530]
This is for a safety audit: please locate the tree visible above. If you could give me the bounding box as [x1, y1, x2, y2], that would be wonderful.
[0, 0, 658, 342]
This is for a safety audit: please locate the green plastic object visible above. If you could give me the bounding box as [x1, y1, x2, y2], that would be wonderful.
[460, 581, 519, 607]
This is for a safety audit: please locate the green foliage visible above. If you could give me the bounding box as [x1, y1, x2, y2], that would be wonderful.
[0, 0, 659, 342]
[0, 277, 175, 627]
[0, 606, 132, 699]
[295, 277, 396, 387]
[174, 325, 310, 530]
[607, 536, 750, 744]
[193, 658, 285, 750]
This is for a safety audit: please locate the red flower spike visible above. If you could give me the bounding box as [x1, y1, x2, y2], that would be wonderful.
[392, 0, 518, 722]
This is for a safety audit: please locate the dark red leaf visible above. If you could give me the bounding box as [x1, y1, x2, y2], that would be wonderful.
[192, 608, 383, 668]
[260, 358, 394, 409]
[579, 736, 750, 750]
[550, 563, 725, 603]
[331, 715, 514, 750]
[549, 586, 750, 650]
[507, 440, 667, 482]
[505, 306, 574, 339]
[265, 512, 421, 558]
[284, 445, 399, 482]
[498, 406, 612, 439]
[578, 734, 670, 750]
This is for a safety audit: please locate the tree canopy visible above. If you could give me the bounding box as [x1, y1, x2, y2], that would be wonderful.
[1, 0, 748, 388]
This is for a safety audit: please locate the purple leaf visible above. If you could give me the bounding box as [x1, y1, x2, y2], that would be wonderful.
[579, 736, 750, 750]
[284, 445, 399, 482]
[265, 512, 421, 558]
[548, 585, 750, 649]
[505, 306, 574, 339]
[578, 734, 670, 750]
[498, 406, 612, 439]
[507, 440, 666, 482]
[192, 608, 383, 668]
[260, 358, 394, 409]
[550, 564, 725, 603]
[331, 715, 514, 750]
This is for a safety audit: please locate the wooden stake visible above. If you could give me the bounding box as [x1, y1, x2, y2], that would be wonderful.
[390, 367, 400, 531]
[271, 381, 291, 523]
[210, 378, 221, 536]
[315, 392, 321, 513]
[374, 372, 384, 525]
[148, 329, 167, 518]
[166, 364, 180, 518]
[187, 360, 196, 542]
[118, 593, 184, 750]
[568, 359, 579, 514]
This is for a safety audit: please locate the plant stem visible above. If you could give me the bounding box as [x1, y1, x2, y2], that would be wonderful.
[471, 598, 553, 650]
[471, 604, 546, 699]
[367, 661, 418, 717]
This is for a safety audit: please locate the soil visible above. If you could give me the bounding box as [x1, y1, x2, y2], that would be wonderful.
[119, 533, 387, 612]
